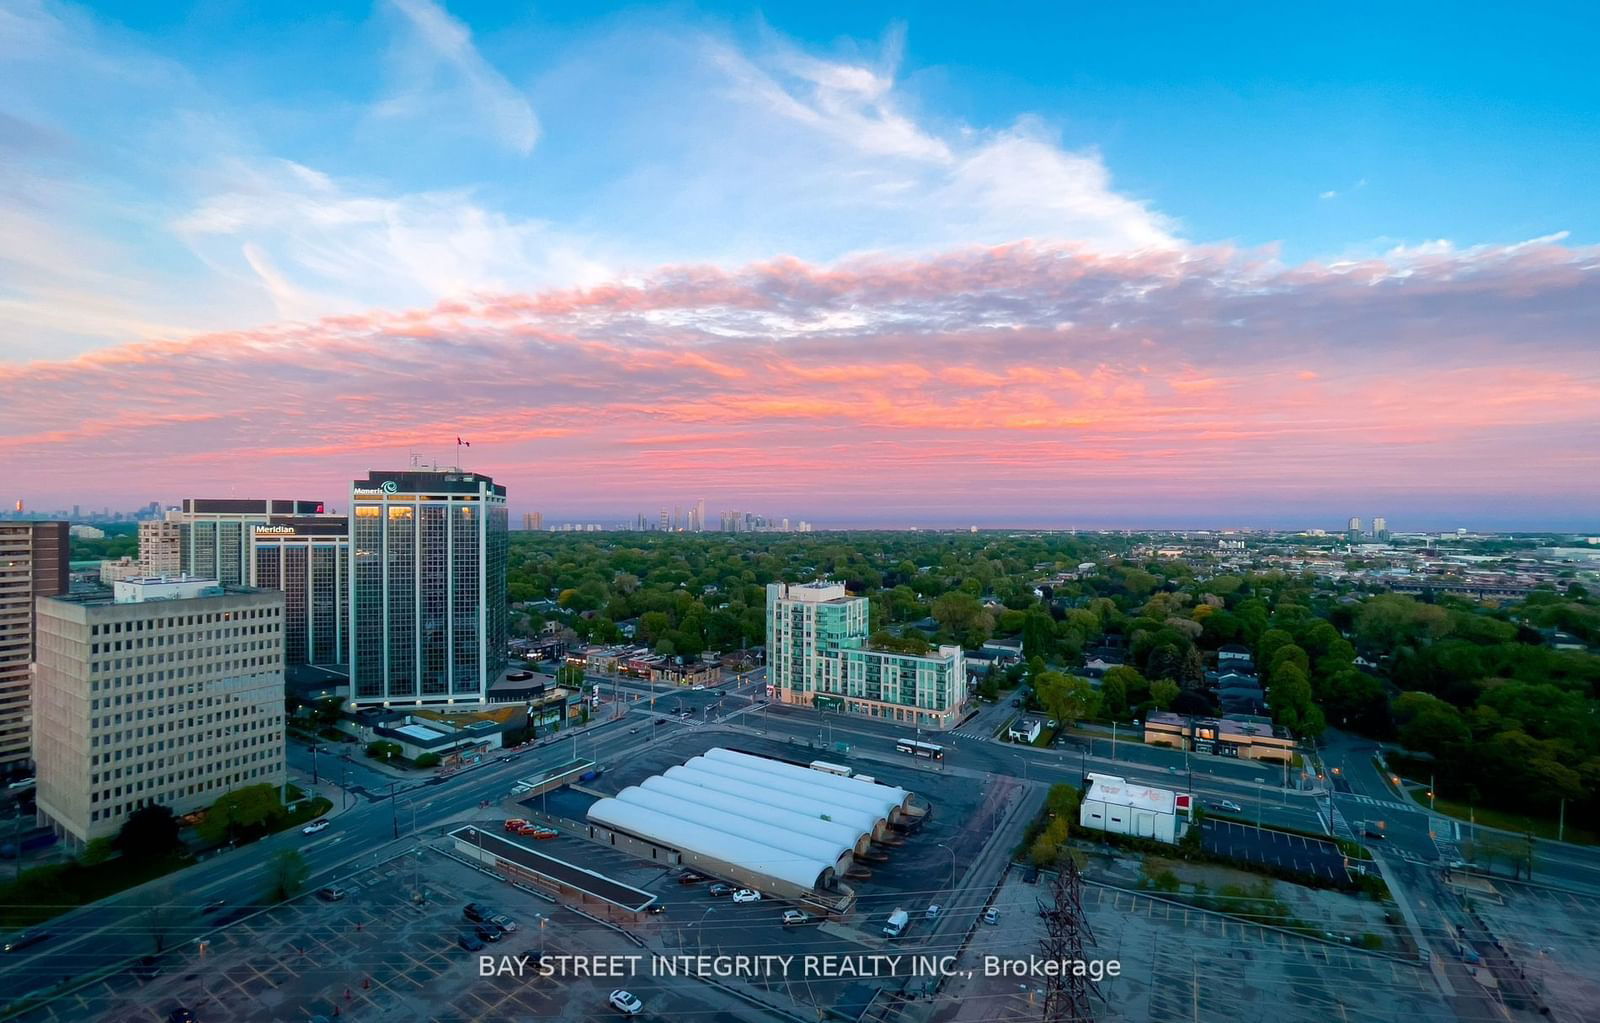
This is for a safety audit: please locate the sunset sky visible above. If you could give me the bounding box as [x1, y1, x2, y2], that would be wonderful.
[2, 1, 1597, 528]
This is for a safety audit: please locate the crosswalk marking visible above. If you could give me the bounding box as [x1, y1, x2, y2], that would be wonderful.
[1342, 793, 1411, 809]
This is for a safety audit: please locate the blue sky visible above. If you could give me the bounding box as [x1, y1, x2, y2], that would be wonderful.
[64, 0, 1597, 263]
[2, 1, 1597, 527]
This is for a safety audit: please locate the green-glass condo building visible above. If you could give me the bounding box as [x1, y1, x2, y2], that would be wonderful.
[766, 581, 965, 729]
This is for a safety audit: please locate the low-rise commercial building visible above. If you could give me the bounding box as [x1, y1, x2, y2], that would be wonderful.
[1008, 718, 1042, 743]
[1143, 711, 1297, 763]
[32, 578, 286, 850]
[1079, 773, 1192, 845]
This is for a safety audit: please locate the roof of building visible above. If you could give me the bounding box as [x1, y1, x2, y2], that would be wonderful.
[701, 748, 911, 817]
[669, 759, 882, 837]
[587, 797, 836, 890]
[448, 826, 655, 912]
[1084, 774, 1177, 815]
[612, 785, 853, 866]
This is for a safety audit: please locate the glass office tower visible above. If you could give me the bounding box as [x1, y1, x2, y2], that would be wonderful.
[250, 516, 349, 666]
[349, 471, 507, 706]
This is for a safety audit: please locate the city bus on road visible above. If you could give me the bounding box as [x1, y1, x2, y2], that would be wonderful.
[895, 739, 944, 760]
[809, 760, 854, 777]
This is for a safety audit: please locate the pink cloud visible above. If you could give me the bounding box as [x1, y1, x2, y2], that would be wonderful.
[2, 238, 1596, 523]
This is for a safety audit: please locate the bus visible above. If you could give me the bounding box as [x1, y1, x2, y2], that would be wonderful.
[809, 760, 854, 777]
[895, 739, 944, 760]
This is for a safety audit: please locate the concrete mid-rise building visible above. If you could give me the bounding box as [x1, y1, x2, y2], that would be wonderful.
[31, 577, 286, 850]
[0, 521, 68, 776]
[176, 498, 328, 586]
[349, 470, 508, 708]
[250, 516, 349, 666]
[138, 519, 183, 576]
[766, 581, 964, 729]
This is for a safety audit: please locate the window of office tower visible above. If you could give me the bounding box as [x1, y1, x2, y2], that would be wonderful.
[420, 503, 448, 694]
[386, 505, 416, 697]
[352, 506, 382, 698]
[452, 504, 478, 691]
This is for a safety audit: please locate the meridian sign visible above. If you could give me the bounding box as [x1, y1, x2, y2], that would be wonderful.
[353, 480, 401, 496]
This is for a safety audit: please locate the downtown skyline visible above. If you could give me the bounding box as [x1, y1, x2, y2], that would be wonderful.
[2, 1, 1597, 529]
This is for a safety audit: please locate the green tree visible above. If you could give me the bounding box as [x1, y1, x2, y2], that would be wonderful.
[1393, 692, 1469, 756]
[114, 804, 181, 862]
[1151, 679, 1180, 710]
[1104, 665, 1150, 707]
[1101, 672, 1128, 721]
[1266, 663, 1314, 733]
[366, 740, 404, 762]
[267, 849, 309, 902]
[1035, 671, 1100, 725]
[197, 784, 285, 845]
[1022, 610, 1056, 661]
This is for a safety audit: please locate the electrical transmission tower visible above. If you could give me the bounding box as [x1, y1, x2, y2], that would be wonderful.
[1037, 857, 1101, 1022]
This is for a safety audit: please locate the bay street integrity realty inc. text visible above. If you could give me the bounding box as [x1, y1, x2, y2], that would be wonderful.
[480, 954, 1122, 982]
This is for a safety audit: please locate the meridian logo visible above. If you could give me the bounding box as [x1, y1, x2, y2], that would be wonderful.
[381, 480, 398, 494]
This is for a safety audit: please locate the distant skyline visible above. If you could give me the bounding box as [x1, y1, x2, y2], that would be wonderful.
[3, 2, 1597, 524]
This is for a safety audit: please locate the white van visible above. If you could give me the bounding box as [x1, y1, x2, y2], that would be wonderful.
[882, 909, 909, 938]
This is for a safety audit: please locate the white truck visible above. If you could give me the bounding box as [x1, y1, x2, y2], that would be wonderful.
[882, 909, 909, 938]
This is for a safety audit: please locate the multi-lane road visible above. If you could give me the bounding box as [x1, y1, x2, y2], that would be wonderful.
[7, 673, 1599, 1012]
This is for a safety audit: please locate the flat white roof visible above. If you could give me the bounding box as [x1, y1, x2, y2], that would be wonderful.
[1086, 775, 1177, 815]
[395, 723, 447, 742]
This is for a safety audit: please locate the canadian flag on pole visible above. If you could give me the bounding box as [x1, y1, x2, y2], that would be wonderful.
[457, 436, 470, 447]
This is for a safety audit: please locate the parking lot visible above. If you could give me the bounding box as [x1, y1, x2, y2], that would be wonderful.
[933, 874, 1446, 1023]
[495, 729, 1030, 1016]
[13, 849, 749, 1022]
[1202, 819, 1351, 886]
[1468, 881, 1600, 1023]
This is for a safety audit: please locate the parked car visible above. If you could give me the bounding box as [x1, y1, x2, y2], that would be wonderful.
[462, 903, 490, 922]
[647, 903, 666, 915]
[782, 910, 811, 926]
[1022, 866, 1040, 884]
[475, 922, 504, 943]
[166, 1009, 197, 1023]
[1216, 800, 1242, 813]
[708, 883, 734, 897]
[677, 870, 707, 884]
[3, 929, 51, 953]
[458, 930, 485, 952]
[316, 887, 348, 902]
[503, 818, 530, 832]
[983, 908, 1000, 925]
[488, 914, 519, 934]
[609, 989, 644, 1014]
[301, 818, 330, 835]
[925, 904, 941, 920]
[731, 888, 762, 904]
